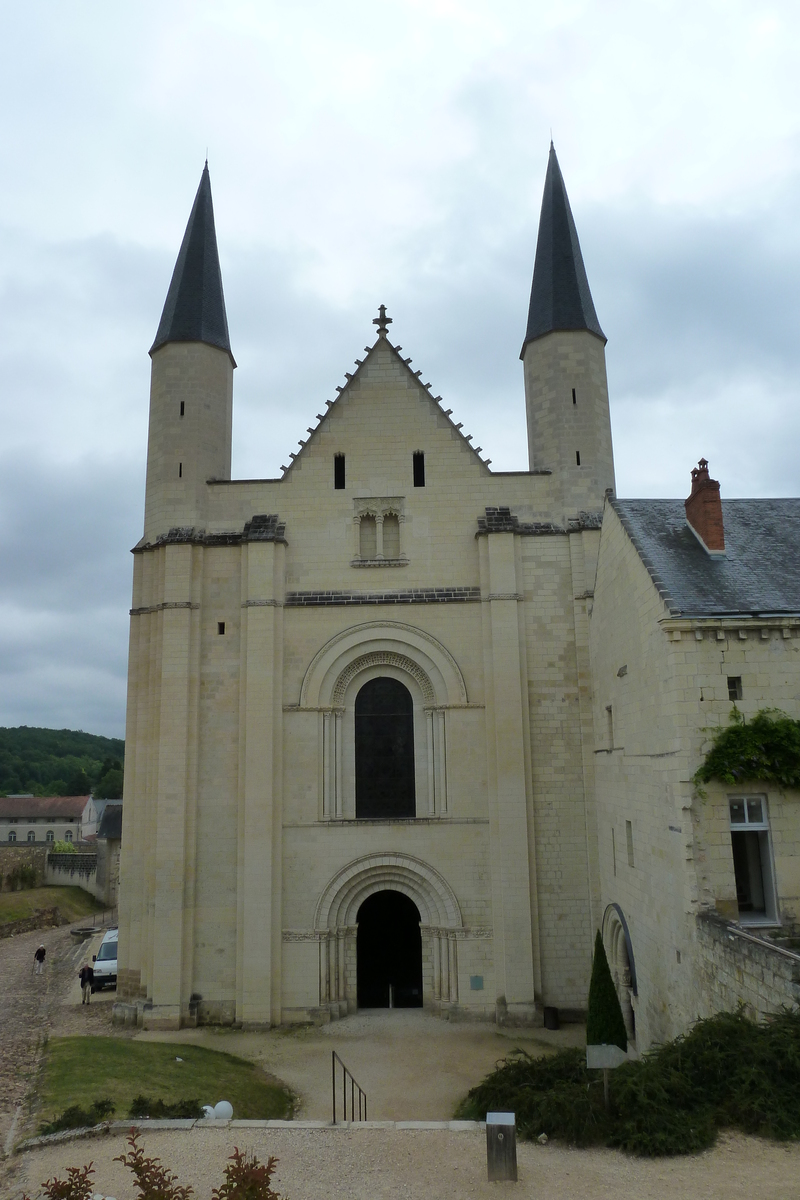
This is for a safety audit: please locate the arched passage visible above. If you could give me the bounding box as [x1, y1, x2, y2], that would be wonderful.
[357, 890, 423, 1007]
[602, 903, 637, 1043]
[355, 677, 415, 818]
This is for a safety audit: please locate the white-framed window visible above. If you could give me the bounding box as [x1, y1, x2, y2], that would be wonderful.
[729, 795, 777, 924]
[64, 829, 73, 842]
[7, 830, 16, 842]
[46, 830, 54, 843]
[27, 830, 35, 842]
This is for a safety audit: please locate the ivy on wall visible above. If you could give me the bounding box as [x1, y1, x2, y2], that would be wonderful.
[694, 707, 800, 791]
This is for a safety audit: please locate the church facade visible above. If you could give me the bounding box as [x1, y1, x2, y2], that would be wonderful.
[115, 145, 800, 1043]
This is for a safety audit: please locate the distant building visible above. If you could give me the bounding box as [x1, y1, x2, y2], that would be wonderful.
[96, 802, 122, 907]
[0, 795, 90, 845]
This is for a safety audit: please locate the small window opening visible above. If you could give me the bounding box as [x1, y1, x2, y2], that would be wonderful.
[626, 819, 634, 868]
[605, 704, 614, 750]
[728, 676, 743, 701]
[572, 388, 577, 405]
[359, 515, 377, 558]
[576, 450, 581, 467]
[611, 827, 617, 877]
[218, 622, 226, 635]
[179, 462, 183, 478]
[334, 454, 345, 489]
[676, 949, 681, 964]
[27, 830, 35, 842]
[383, 513, 400, 558]
[413, 451, 425, 487]
[180, 401, 185, 417]
[729, 796, 776, 922]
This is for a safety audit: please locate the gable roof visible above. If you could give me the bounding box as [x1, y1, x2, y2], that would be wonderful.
[150, 164, 235, 364]
[521, 143, 605, 355]
[0, 795, 88, 820]
[612, 498, 800, 618]
[280, 327, 492, 476]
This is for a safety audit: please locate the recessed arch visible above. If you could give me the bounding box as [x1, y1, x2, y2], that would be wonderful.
[602, 902, 637, 996]
[315, 852, 463, 931]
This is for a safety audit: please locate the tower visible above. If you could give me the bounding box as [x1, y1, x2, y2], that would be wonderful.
[143, 164, 235, 542]
[521, 144, 615, 516]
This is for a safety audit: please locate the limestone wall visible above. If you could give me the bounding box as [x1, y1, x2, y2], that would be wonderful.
[695, 913, 800, 1018]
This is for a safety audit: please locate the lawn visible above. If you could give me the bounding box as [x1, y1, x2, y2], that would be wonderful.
[37, 1037, 295, 1124]
[0, 886, 103, 925]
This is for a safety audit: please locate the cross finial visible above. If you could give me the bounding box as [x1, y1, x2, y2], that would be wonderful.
[373, 304, 392, 337]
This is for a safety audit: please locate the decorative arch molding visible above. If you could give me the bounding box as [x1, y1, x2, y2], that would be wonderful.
[333, 652, 434, 706]
[315, 853, 463, 1014]
[315, 852, 463, 930]
[602, 902, 638, 996]
[299, 620, 468, 710]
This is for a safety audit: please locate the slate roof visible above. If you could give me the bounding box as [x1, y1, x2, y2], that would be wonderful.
[0, 795, 88, 820]
[150, 164, 234, 363]
[521, 143, 605, 356]
[97, 803, 122, 841]
[612, 498, 800, 617]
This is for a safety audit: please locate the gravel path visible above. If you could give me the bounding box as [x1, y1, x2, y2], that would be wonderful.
[5, 1125, 800, 1200]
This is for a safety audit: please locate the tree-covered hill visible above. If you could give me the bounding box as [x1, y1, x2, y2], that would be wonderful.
[0, 727, 125, 798]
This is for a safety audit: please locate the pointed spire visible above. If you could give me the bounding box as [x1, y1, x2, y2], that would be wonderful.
[521, 144, 605, 357]
[150, 164, 235, 364]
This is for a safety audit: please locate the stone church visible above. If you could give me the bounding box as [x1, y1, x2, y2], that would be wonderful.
[115, 145, 800, 1046]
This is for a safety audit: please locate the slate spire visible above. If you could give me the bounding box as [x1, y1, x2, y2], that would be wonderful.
[150, 164, 235, 363]
[521, 143, 605, 357]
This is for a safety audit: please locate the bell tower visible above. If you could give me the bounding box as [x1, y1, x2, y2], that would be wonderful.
[521, 144, 614, 516]
[143, 164, 235, 542]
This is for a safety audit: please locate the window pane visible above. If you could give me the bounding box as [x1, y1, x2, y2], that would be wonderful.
[747, 798, 764, 824]
[355, 677, 415, 818]
[729, 799, 746, 824]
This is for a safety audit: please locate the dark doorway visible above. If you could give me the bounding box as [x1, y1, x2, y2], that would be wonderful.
[355, 677, 415, 818]
[357, 890, 423, 1008]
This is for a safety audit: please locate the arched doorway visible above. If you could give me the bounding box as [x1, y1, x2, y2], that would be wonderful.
[355, 677, 415, 818]
[356, 890, 423, 1008]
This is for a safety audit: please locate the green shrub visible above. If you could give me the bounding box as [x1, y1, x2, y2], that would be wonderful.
[694, 707, 800, 790]
[456, 1007, 800, 1156]
[586, 930, 627, 1051]
[5, 864, 37, 890]
[39, 1098, 115, 1135]
[129, 1095, 204, 1119]
[52, 840, 76, 854]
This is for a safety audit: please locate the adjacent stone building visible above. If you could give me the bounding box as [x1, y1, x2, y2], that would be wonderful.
[116, 145, 800, 1044]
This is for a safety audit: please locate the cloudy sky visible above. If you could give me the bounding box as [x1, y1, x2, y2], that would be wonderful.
[1, 1, 799, 739]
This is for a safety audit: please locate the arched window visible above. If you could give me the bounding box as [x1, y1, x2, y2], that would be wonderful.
[64, 829, 73, 842]
[355, 677, 415, 818]
[46, 830, 54, 843]
[27, 830, 36, 842]
[7, 830, 16, 843]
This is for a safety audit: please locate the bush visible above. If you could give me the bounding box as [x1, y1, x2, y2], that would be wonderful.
[6, 864, 37, 890]
[23, 1163, 95, 1200]
[51, 840, 76, 853]
[456, 1007, 800, 1155]
[586, 930, 627, 1051]
[39, 1098, 115, 1135]
[129, 1095, 204, 1119]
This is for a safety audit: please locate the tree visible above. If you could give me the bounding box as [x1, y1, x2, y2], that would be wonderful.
[586, 930, 627, 1051]
[62, 769, 91, 796]
[95, 768, 123, 799]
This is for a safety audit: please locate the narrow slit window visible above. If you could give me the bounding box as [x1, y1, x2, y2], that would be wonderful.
[179, 462, 182, 478]
[728, 676, 743, 701]
[576, 451, 581, 467]
[606, 704, 614, 750]
[413, 451, 425, 487]
[572, 388, 577, 405]
[334, 454, 346, 490]
[217, 622, 226, 635]
[612, 827, 617, 877]
[626, 819, 634, 868]
[180, 401, 185, 417]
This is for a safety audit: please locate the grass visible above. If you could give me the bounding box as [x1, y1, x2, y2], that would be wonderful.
[37, 1037, 295, 1124]
[0, 886, 103, 925]
[455, 1008, 800, 1156]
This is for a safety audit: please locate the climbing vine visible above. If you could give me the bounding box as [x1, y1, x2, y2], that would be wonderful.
[694, 707, 800, 791]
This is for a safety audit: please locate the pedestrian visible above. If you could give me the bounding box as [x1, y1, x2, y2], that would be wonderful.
[78, 961, 94, 1004]
[33, 944, 46, 975]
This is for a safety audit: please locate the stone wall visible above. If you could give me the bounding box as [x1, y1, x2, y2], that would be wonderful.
[0, 844, 48, 888]
[695, 912, 800, 1018]
[45, 852, 99, 899]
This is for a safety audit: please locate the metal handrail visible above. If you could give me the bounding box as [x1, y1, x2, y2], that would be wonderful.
[331, 1051, 367, 1124]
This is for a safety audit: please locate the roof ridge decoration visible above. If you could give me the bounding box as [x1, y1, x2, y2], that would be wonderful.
[521, 143, 605, 357]
[280, 308, 493, 476]
[150, 164, 235, 365]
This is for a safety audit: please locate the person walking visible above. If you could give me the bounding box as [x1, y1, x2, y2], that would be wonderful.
[33, 944, 46, 975]
[78, 961, 94, 1004]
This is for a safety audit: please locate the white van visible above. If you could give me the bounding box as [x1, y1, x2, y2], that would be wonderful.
[93, 927, 118, 991]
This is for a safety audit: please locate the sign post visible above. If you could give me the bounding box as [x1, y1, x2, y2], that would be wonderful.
[486, 1111, 517, 1182]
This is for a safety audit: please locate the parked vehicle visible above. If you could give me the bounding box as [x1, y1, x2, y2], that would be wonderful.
[92, 927, 118, 991]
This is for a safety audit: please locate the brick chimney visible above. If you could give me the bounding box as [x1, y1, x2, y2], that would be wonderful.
[685, 458, 725, 556]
